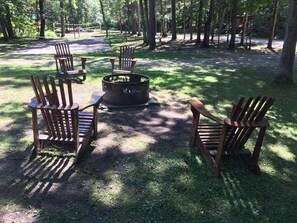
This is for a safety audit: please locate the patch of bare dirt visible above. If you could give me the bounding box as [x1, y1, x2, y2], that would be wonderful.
[2, 211, 39, 223]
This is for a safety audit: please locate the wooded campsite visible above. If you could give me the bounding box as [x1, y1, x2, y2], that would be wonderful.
[0, 0, 297, 222]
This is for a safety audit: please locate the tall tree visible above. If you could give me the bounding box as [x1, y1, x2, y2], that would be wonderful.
[99, 0, 108, 37]
[59, 0, 65, 37]
[195, 0, 204, 46]
[140, 0, 148, 44]
[275, 0, 297, 84]
[39, 0, 45, 39]
[3, 3, 15, 38]
[149, 0, 156, 50]
[171, 0, 177, 40]
[189, 0, 193, 40]
[201, 0, 215, 47]
[127, 1, 131, 33]
[267, 0, 279, 49]
[229, 0, 238, 50]
[160, 0, 167, 37]
[240, 13, 248, 45]
[144, 0, 150, 43]
[183, 0, 186, 39]
[216, 0, 226, 46]
[137, 2, 141, 36]
[0, 6, 8, 40]
[132, 1, 137, 34]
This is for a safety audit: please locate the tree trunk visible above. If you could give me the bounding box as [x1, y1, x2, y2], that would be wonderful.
[201, 0, 215, 47]
[217, 8, 225, 46]
[39, 0, 46, 39]
[240, 13, 248, 45]
[137, 2, 142, 36]
[229, 0, 238, 50]
[127, 2, 131, 33]
[190, 0, 193, 40]
[149, 0, 156, 50]
[132, 2, 137, 35]
[59, 0, 65, 37]
[275, 0, 297, 84]
[160, 0, 167, 38]
[140, 0, 148, 44]
[210, 11, 218, 43]
[0, 14, 8, 40]
[195, 0, 204, 46]
[171, 0, 177, 40]
[99, 0, 108, 37]
[183, 0, 186, 40]
[267, 0, 279, 49]
[4, 4, 15, 38]
[144, 0, 150, 43]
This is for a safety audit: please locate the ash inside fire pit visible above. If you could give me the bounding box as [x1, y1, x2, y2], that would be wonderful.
[102, 74, 150, 106]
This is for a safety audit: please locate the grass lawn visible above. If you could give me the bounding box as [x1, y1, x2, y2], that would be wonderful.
[0, 34, 297, 223]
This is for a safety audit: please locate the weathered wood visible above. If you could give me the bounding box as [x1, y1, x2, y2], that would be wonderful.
[110, 46, 137, 74]
[54, 42, 87, 81]
[29, 75, 104, 161]
[189, 96, 275, 177]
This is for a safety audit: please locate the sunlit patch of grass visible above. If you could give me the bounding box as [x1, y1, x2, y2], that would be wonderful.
[0, 117, 14, 129]
[121, 136, 152, 153]
[269, 144, 295, 162]
[204, 76, 218, 83]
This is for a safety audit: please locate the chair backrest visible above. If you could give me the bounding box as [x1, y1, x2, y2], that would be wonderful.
[55, 42, 74, 72]
[30, 75, 77, 140]
[224, 96, 275, 153]
[119, 46, 135, 70]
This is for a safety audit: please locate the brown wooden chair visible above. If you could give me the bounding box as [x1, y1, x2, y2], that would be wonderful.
[28, 75, 104, 161]
[54, 42, 87, 81]
[110, 46, 137, 74]
[189, 96, 275, 177]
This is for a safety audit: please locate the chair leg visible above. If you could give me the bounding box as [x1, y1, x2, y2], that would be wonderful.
[31, 109, 40, 160]
[248, 127, 266, 174]
[93, 106, 98, 138]
[30, 146, 37, 160]
[189, 107, 200, 153]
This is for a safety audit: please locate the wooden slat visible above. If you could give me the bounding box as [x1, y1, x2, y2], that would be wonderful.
[242, 96, 261, 122]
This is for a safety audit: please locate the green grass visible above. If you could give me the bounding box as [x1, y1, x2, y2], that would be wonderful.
[0, 35, 297, 222]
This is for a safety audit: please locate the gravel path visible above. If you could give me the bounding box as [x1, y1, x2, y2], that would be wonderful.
[9, 37, 111, 55]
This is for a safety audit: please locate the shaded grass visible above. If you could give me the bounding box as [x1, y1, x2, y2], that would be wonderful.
[0, 35, 297, 223]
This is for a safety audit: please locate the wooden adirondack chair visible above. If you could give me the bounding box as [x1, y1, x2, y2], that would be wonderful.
[28, 75, 104, 161]
[189, 96, 275, 177]
[54, 42, 87, 81]
[110, 46, 137, 74]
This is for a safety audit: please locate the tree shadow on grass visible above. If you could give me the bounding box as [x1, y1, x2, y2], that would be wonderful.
[1, 103, 296, 222]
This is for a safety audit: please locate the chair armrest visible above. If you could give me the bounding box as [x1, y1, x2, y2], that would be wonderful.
[224, 118, 269, 128]
[189, 99, 223, 124]
[79, 56, 88, 69]
[28, 98, 40, 109]
[110, 58, 116, 70]
[79, 91, 105, 111]
[131, 59, 137, 68]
